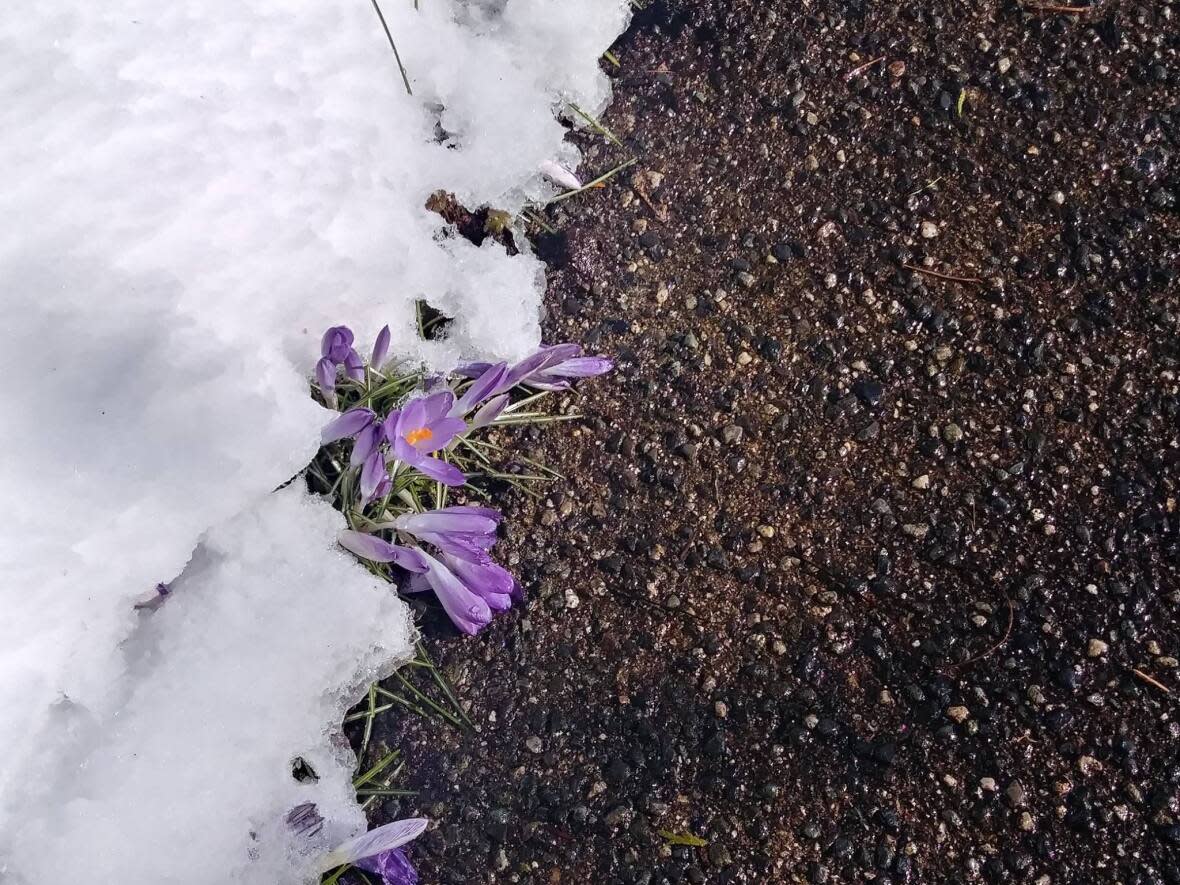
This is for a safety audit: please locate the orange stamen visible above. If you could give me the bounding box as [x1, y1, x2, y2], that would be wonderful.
[405, 427, 433, 446]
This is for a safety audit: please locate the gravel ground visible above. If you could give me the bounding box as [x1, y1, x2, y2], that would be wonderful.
[367, 1, 1180, 881]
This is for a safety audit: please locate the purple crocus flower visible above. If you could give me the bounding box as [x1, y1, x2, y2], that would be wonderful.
[458, 343, 612, 394]
[357, 848, 418, 885]
[387, 506, 518, 628]
[338, 530, 427, 572]
[418, 550, 494, 635]
[323, 817, 427, 885]
[317, 325, 365, 403]
[358, 449, 390, 505]
[321, 325, 356, 363]
[371, 324, 391, 370]
[316, 357, 339, 407]
[384, 392, 467, 486]
[321, 407, 376, 444]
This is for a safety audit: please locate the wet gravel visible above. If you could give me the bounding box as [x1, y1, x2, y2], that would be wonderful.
[368, 0, 1180, 881]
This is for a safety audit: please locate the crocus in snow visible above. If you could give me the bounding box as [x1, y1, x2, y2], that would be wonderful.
[321, 325, 356, 363]
[317, 325, 365, 403]
[384, 391, 467, 486]
[371, 324, 391, 370]
[322, 817, 427, 885]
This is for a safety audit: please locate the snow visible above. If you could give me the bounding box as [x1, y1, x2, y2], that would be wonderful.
[0, 1, 629, 881]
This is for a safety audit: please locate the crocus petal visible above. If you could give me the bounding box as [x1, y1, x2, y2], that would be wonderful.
[421, 553, 493, 635]
[316, 357, 337, 394]
[418, 390, 457, 426]
[413, 456, 466, 487]
[518, 375, 572, 392]
[415, 416, 466, 454]
[454, 361, 494, 379]
[344, 348, 365, 381]
[470, 394, 508, 430]
[540, 158, 583, 191]
[321, 325, 356, 362]
[322, 818, 428, 870]
[543, 356, 614, 378]
[359, 450, 387, 501]
[350, 424, 380, 467]
[357, 847, 419, 885]
[394, 507, 500, 537]
[338, 532, 427, 572]
[321, 408, 375, 444]
[403, 573, 432, 594]
[397, 397, 428, 437]
[370, 475, 392, 504]
[417, 532, 495, 560]
[453, 362, 509, 414]
[392, 435, 421, 467]
[444, 553, 515, 609]
[381, 410, 402, 444]
[371, 324, 391, 369]
[504, 343, 584, 388]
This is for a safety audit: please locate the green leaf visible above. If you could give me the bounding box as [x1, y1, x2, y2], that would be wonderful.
[956, 89, 966, 117]
[658, 830, 708, 847]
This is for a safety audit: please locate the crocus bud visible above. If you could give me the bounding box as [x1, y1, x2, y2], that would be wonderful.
[371, 325, 391, 370]
[316, 357, 338, 406]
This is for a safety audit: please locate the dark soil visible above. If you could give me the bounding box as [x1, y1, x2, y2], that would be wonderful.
[371, 0, 1180, 881]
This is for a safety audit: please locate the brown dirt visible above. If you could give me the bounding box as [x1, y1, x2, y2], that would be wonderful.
[366, 1, 1180, 882]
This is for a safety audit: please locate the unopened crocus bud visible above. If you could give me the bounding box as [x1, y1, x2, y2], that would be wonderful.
[371, 325, 391, 370]
[316, 357, 338, 406]
[321, 408, 375, 444]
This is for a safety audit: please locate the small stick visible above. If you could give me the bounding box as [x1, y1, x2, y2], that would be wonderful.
[369, 0, 413, 96]
[844, 55, 886, 81]
[902, 263, 983, 284]
[907, 176, 944, 198]
[950, 592, 1014, 673]
[1021, 2, 1093, 12]
[1131, 668, 1172, 695]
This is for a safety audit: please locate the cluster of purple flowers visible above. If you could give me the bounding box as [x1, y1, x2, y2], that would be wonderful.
[316, 325, 610, 636]
[312, 325, 611, 883]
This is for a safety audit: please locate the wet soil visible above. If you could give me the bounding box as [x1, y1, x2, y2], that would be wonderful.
[371, 0, 1180, 881]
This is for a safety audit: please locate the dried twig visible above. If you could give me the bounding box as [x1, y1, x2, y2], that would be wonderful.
[1021, 2, 1094, 12]
[902, 263, 983, 284]
[949, 591, 1015, 673]
[1131, 668, 1173, 695]
[844, 55, 886, 81]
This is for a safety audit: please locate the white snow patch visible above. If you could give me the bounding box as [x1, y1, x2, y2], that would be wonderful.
[0, 0, 629, 881]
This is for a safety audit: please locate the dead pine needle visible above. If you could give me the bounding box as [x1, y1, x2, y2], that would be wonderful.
[949, 592, 1014, 673]
[844, 55, 886, 81]
[1131, 668, 1172, 695]
[902, 263, 983, 284]
[1021, 1, 1094, 12]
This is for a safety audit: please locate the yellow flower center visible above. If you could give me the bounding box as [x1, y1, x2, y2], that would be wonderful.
[405, 426, 433, 445]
